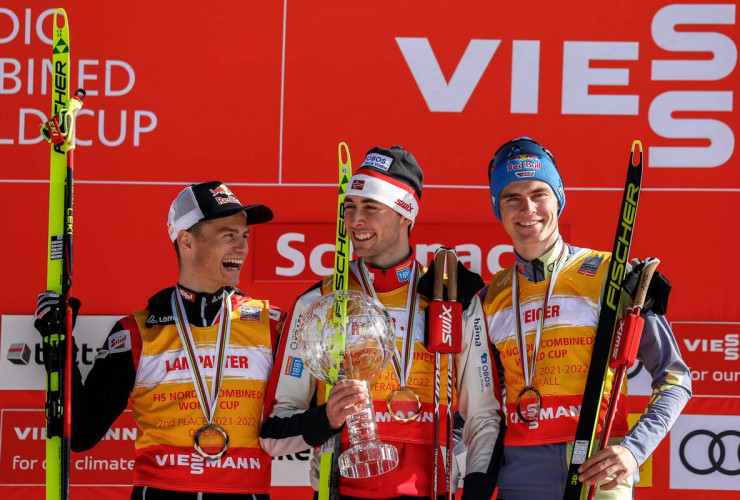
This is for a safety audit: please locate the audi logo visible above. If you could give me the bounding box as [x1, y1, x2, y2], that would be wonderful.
[679, 429, 740, 476]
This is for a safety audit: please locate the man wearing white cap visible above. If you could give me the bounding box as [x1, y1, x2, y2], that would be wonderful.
[260, 146, 501, 499]
[479, 137, 692, 499]
[34, 181, 285, 499]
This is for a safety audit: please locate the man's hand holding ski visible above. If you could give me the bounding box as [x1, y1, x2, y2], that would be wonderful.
[578, 444, 638, 491]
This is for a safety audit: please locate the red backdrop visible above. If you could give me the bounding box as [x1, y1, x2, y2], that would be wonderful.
[0, 1, 737, 498]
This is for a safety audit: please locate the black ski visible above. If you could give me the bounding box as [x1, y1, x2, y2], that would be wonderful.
[563, 140, 643, 499]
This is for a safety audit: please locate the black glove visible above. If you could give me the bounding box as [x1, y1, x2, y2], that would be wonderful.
[34, 290, 81, 337]
[621, 260, 671, 315]
[418, 260, 485, 311]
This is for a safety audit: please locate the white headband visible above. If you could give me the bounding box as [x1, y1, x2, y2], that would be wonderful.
[345, 172, 420, 225]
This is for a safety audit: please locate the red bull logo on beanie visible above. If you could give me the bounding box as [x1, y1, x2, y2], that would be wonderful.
[507, 155, 542, 172]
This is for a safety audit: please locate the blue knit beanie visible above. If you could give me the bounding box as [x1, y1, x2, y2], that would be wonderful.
[488, 137, 565, 221]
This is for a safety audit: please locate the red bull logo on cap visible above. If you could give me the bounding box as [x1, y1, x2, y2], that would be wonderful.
[211, 184, 234, 197]
[210, 184, 240, 205]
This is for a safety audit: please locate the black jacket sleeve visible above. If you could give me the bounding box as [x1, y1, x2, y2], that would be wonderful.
[71, 320, 136, 452]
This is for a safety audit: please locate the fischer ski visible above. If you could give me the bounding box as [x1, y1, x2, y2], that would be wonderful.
[563, 140, 643, 500]
[318, 142, 352, 500]
[40, 8, 86, 500]
[586, 258, 660, 500]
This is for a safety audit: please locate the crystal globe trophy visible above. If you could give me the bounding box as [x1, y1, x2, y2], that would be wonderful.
[297, 289, 399, 478]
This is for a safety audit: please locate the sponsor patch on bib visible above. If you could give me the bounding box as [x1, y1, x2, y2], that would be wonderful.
[396, 260, 412, 282]
[578, 256, 603, 277]
[285, 356, 304, 378]
[240, 304, 261, 321]
[109, 330, 132, 353]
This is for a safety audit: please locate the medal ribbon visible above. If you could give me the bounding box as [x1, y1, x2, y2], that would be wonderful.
[351, 259, 420, 388]
[171, 287, 233, 424]
[511, 245, 570, 391]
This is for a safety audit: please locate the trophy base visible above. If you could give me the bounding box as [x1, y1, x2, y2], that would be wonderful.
[338, 442, 399, 478]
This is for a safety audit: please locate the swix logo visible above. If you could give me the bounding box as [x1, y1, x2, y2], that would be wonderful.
[179, 288, 195, 302]
[395, 199, 413, 212]
[612, 318, 625, 360]
[6, 342, 31, 365]
[351, 179, 365, 190]
[439, 304, 454, 346]
[515, 171, 536, 178]
[683, 334, 739, 361]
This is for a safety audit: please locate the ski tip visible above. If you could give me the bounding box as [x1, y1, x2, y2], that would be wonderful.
[54, 8, 68, 29]
[630, 140, 643, 167]
[338, 142, 351, 170]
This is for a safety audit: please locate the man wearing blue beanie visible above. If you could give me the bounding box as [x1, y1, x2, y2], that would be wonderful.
[477, 137, 691, 499]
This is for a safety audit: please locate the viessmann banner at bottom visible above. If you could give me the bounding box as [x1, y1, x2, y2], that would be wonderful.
[1, 315, 739, 498]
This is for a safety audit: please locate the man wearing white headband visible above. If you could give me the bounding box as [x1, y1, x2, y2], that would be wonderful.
[34, 181, 285, 499]
[261, 146, 501, 499]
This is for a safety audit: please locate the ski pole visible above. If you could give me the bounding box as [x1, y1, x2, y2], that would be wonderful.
[587, 257, 660, 500]
[431, 249, 445, 500]
[428, 248, 463, 500]
[444, 249, 460, 500]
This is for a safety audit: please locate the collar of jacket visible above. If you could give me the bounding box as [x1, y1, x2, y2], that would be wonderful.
[144, 284, 243, 327]
[361, 252, 418, 293]
[514, 237, 571, 283]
